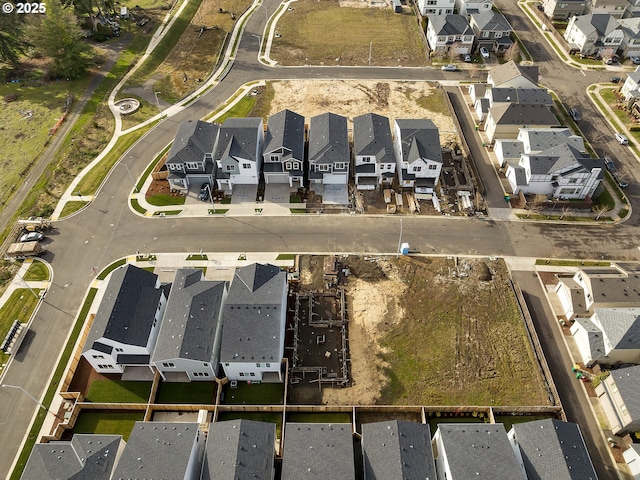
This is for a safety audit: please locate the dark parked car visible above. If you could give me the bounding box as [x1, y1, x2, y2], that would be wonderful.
[569, 108, 581, 122]
[612, 172, 628, 189]
[604, 156, 616, 172]
[610, 77, 621, 83]
[199, 183, 211, 201]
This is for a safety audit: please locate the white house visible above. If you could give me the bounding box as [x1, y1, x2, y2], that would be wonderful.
[262, 109, 306, 187]
[353, 113, 396, 190]
[564, 14, 623, 56]
[504, 143, 604, 198]
[487, 61, 539, 88]
[393, 119, 443, 194]
[214, 117, 264, 193]
[455, 0, 492, 17]
[621, 66, 640, 102]
[165, 120, 218, 192]
[596, 365, 640, 435]
[219, 264, 288, 382]
[308, 112, 350, 204]
[152, 269, 226, 382]
[624, 445, 640, 479]
[432, 423, 526, 480]
[426, 15, 475, 54]
[418, 0, 455, 16]
[82, 265, 167, 375]
[585, 0, 628, 18]
[618, 17, 640, 58]
[495, 127, 585, 167]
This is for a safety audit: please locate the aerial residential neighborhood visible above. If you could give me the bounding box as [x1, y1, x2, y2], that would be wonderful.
[3, 0, 640, 478]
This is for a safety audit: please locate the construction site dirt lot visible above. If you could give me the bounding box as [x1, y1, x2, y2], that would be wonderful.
[294, 255, 551, 406]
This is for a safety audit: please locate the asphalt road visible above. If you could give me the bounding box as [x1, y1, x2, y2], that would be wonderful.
[1, 1, 639, 477]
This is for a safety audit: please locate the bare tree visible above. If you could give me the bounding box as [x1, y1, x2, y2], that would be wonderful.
[503, 43, 520, 63]
[526, 193, 548, 217]
[594, 204, 610, 220]
[559, 205, 572, 220]
[448, 43, 461, 63]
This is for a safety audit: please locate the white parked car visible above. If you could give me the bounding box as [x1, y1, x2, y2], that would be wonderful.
[480, 47, 490, 59]
[615, 133, 629, 145]
[441, 64, 458, 71]
[20, 232, 44, 243]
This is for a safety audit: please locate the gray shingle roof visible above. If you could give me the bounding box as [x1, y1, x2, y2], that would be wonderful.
[219, 264, 287, 363]
[518, 128, 585, 153]
[573, 317, 606, 358]
[606, 365, 640, 422]
[512, 419, 597, 480]
[151, 269, 225, 364]
[429, 14, 473, 36]
[489, 103, 559, 127]
[471, 11, 512, 32]
[362, 420, 435, 480]
[436, 423, 526, 479]
[353, 113, 395, 164]
[496, 140, 524, 160]
[202, 419, 275, 480]
[264, 109, 305, 163]
[574, 14, 620, 37]
[395, 119, 443, 165]
[489, 87, 552, 105]
[526, 143, 591, 175]
[83, 265, 161, 352]
[488, 60, 539, 88]
[282, 423, 354, 480]
[214, 118, 263, 164]
[593, 307, 640, 350]
[21, 434, 122, 480]
[308, 113, 349, 166]
[166, 120, 218, 167]
[112, 422, 201, 479]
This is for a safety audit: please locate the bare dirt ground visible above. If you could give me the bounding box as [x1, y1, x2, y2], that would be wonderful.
[269, 80, 458, 146]
[314, 256, 550, 406]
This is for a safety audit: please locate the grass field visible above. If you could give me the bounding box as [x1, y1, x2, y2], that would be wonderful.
[270, 0, 427, 66]
[85, 380, 152, 403]
[378, 257, 549, 406]
[222, 382, 284, 405]
[72, 411, 144, 441]
[155, 381, 216, 404]
[23, 261, 49, 281]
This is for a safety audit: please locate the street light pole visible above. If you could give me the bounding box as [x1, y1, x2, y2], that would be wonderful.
[119, 163, 137, 193]
[206, 183, 215, 213]
[396, 218, 403, 258]
[1, 384, 47, 412]
[154, 91, 162, 113]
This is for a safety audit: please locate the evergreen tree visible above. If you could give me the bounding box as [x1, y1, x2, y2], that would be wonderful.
[0, 14, 28, 66]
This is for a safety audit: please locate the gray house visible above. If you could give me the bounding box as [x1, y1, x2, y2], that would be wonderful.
[82, 265, 167, 376]
[353, 113, 396, 190]
[282, 423, 355, 480]
[263, 109, 306, 187]
[219, 263, 288, 382]
[202, 420, 275, 480]
[362, 420, 436, 480]
[152, 269, 226, 382]
[470, 11, 514, 53]
[166, 120, 218, 192]
[393, 119, 443, 195]
[542, 0, 586, 21]
[308, 112, 350, 204]
[432, 423, 527, 479]
[21, 434, 124, 480]
[508, 418, 598, 480]
[214, 117, 264, 193]
[112, 422, 205, 480]
[597, 364, 640, 435]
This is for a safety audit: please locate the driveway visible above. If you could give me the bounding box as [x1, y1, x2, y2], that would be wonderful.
[264, 184, 293, 203]
[230, 185, 258, 204]
[322, 184, 349, 205]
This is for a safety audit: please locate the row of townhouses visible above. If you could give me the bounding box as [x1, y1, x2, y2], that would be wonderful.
[21, 418, 598, 480]
[467, 61, 606, 199]
[563, 13, 640, 59]
[82, 262, 288, 383]
[543, 0, 640, 22]
[166, 111, 445, 197]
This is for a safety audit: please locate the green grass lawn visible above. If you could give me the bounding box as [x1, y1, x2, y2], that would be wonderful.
[287, 412, 351, 424]
[222, 382, 284, 405]
[23, 261, 49, 281]
[215, 96, 257, 123]
[59, 200, 88, 218]
[145, 193, 186, 206]
[155, 381, 216, 404]
[85, 380, 152, 403]
[97, 259, 127, 280]
[271, 0, 427, 67]
[72, 411, 144, 441]
[0, 289, 42, 337]
[217, 412, 283, 438]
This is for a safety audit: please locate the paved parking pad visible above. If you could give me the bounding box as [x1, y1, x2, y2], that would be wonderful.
[264, 184, 293, 203]
[322, 184, 349, 205]
[230, 184, 258, 204]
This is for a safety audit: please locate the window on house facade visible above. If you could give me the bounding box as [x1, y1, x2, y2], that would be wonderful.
[266, 363, 271, 368]
[269, 155, 279, 162]
[285, 162, 293, 170]
[318, 164, 330, 172]
[97, 364, 114, 369]
[445, 8, 453, 13]
[428, 164, 438, 170]
[494, 32, 502, 38]
[335, 162, 346, 170]
[427, 0, 436, 4]
[225, 363, 230, 366]
[414, 166, 422, 172]
[239, 372, 245, 377]
[482, 31, 490, 38]
[186, 162, 199, 169]
[168, 164, 176, 170]
[362, 156, 372, 163]
[203, 363, 209, 367]
[243, 163, 251, 169]
[437, 35, 446, 42]
[463, 35, 472, 42]
[115, 348, 123, 352]
[226, 165, 235, 171]
[250, 372, 256, 376]
[454, 35, 461, 41]
[93, 355, 104, 359]
[162, 362, 175, 368]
